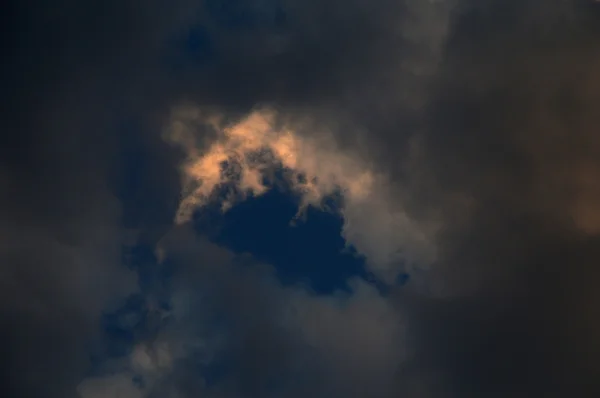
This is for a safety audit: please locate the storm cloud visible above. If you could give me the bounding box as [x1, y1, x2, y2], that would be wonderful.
[2, 0, 600, 397]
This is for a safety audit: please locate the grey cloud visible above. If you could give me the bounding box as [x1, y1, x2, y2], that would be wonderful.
[0, 1, 196, 397]
[387, 1, 600, 396]
[81, 228, 410, 398]
[5, 0, 600, 397]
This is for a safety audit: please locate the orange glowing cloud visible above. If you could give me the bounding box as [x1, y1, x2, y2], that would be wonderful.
[164, 106, 436, 281]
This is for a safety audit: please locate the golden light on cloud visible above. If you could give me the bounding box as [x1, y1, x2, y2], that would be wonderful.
[166, 107, 375, 221]
[164, 106, 436, 281]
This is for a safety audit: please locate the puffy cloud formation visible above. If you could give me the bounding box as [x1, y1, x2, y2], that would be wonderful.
[78, 230, 407, 398]
[3, 0, 600, 397]
[165, 106, 436, 281]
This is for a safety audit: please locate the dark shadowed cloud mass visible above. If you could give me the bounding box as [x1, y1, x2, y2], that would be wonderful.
[2, 0, 600, 397]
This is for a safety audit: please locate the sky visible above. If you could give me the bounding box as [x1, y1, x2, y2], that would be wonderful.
[2, 1, 600, 397]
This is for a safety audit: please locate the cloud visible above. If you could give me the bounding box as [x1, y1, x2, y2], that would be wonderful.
[156, 1, 600, 396]
[383, 1, 600, 395]
[80, 228, 410, 398]
[5, 0, 600, 397]
[0, 1, 197, 396]
[78, 373, 144, 398]
[78, 341, 180, 398]
[165, 106, 436, 282]
[285, 279, 406, 397]
[0, 60, 140, 397]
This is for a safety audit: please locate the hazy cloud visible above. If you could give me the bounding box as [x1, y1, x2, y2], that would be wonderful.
[4, 0, 600, 397]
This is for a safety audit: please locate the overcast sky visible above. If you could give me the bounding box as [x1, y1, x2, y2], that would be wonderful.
[2, 1, 600, 397]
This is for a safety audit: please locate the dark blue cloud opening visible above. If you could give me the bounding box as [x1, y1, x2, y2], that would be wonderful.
[193, 187, 370, 295]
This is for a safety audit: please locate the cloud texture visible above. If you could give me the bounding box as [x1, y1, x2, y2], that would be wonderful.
[3, 0, 600, 397]
[165, 106, 436, 280]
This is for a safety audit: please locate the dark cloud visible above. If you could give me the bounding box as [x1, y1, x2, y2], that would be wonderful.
[79, 228, 406, 398]
[3, 0, 600, 397]
[0, 1, 193, 397]
[390, 1, 600, 396]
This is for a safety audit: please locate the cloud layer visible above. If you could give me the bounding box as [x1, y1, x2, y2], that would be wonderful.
[3, 0, 600, 397]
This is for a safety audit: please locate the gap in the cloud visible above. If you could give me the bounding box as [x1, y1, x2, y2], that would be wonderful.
[191, 180, 377, 295]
